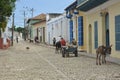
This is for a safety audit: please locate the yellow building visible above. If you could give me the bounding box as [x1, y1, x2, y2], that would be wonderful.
[65, 1, 87, 51]
[77, 0, 120, 58]
[27, 14, 46, 43]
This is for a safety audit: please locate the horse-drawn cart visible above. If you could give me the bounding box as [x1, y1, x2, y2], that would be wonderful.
[61, 46, 78, 57]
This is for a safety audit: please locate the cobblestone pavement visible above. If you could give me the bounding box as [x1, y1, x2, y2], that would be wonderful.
[0, 41, 120, 80]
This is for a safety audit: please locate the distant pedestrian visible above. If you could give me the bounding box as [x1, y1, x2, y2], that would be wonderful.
[34, 36, 39, 43]
[16, 36, 18, 43]
[53, 37, 56, 46]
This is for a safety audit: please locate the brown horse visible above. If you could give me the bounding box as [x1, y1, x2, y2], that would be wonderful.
[96, 45, 112, 65]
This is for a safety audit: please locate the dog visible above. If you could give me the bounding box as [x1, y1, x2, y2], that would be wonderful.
[96, 45, 112, 65]
[26, 47, 30, 50]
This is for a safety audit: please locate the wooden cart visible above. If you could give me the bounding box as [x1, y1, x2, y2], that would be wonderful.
[61, 46, 78, 57]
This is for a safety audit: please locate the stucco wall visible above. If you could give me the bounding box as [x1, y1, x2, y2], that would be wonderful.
[46, 14, 69, 45]
[86, 1, 120, 58]
[34, 21, 46, 28]
[108, 2, 120, 58]
[86, 11, 101, 54]
[32, 20, 46, 43]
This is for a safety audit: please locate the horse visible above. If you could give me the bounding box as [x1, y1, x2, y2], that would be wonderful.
[96, 45, 112, 65]
[55, 41, 61, 53]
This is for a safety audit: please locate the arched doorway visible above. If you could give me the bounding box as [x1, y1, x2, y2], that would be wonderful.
[105, 13, 110, 46]
[88, 24, 92, 53]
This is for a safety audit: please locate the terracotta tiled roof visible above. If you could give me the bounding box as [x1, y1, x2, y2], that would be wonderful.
[27, 13, 46, 23]
[31, 13, 46, 20]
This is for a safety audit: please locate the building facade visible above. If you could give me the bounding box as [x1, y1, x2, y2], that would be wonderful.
[27, 13, 46, 43]
[65, 1, 87, 51]
[32, 14, 46, 43]
[46, 13, 69, 45]
[77, 0, 120, 58]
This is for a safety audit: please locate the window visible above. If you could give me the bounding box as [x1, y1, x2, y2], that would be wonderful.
[115, 15, 120, 50]
[94, 21, 98, 49]
[78, 16, 83, 46]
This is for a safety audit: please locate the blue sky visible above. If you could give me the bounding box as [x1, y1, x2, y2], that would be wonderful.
[8, 0, 75, 27]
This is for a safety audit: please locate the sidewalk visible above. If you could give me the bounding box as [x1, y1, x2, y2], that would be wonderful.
[79, 52, 120, 65]
[36, 42, 120, 65]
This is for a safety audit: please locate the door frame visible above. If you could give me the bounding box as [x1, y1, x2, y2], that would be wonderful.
[88, 24, 92, 53]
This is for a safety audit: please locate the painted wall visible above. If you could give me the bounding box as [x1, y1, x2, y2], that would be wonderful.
[46, 13, 69, 45]
[86, 11, 101, 54]
[27, 20, 35, 40]
[86, 1, 120, 58]
[108, 2, 120, 58]
[33, 20, 46, 43]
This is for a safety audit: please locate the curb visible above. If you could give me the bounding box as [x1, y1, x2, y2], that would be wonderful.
[79, 52, 120, 65]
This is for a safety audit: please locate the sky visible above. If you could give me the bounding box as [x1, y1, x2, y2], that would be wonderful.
[8, 0, 75, 28]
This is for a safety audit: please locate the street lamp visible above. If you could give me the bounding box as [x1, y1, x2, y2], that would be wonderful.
[66, 11, 72, 19]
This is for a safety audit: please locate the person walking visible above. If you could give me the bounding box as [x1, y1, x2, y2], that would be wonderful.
[53, 37, 56, 46]
[16, 36, 18, 43]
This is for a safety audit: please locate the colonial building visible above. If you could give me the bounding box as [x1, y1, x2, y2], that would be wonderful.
[32, 14, 46, 43]
[77, 0, 120, 58]
[65, 1, 87, 51]
[27, 13, 46, 43]
[46, 13, 62, 44]
[46, 13, 69, 45]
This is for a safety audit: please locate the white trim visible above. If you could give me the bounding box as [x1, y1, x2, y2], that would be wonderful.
[77, 0, 89, 8]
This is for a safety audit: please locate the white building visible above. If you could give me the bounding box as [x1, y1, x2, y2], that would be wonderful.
[2, 27, 23, 41]
[46, 13, 69, 45]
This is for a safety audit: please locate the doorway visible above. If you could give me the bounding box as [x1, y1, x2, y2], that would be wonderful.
[105, 13, 110, 46]
[88, 24, 92, 53]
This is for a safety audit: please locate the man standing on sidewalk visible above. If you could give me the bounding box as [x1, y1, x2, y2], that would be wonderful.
[16, 36, 18, 43]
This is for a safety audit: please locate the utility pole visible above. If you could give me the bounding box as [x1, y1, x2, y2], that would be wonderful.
[29, 8, 34, 40]
[30, 8, 34, 17]
[23, 7, 34, 41]
[24, 11, 26, 41]
[11, 13, 15, 46]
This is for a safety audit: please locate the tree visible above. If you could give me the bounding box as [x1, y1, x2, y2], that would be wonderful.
[0, 0, 16, 37]
[15, 27, 24, 33]
[0, 0, 16, 17]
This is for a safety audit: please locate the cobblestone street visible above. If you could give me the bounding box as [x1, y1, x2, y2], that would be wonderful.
[0, 41, 120, 80]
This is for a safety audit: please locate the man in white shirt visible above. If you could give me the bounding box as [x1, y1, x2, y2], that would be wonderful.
[56, 36, 61, 43]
